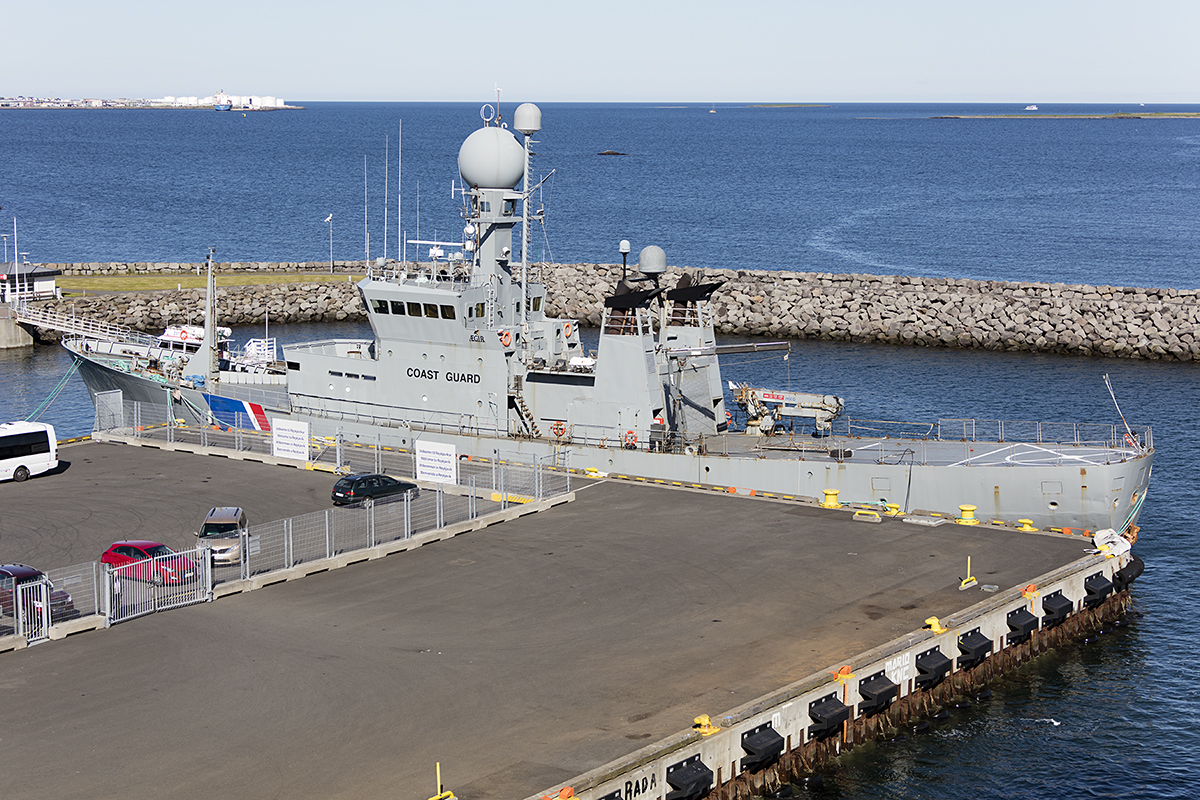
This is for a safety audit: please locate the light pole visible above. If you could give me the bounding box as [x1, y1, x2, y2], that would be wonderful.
[1, 234, 7, 264]
[324, 213, 333, 273]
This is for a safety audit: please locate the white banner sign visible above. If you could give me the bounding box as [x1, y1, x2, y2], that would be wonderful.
[415, 440, 457, 484]
[271, 418, 310, 461]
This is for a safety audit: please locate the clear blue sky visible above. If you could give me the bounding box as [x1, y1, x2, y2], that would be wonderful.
[8, 0, 1198, 103]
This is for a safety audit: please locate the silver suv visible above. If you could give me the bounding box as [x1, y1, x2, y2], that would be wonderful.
[195, 507, 249, 565]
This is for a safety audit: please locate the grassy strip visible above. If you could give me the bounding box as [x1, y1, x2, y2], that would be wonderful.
[57, 273, 364, 294]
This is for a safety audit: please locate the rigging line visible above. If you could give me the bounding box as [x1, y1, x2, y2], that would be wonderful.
[26, 358, 82, 421]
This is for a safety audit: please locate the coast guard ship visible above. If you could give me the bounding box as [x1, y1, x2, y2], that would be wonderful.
[279, 102, 1153, 534]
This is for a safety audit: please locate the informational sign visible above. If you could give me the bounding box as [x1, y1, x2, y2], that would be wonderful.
[271, 418, 310, 461]
[415, 440, 457, 484]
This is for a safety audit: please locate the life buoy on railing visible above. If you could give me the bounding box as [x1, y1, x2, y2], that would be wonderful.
[563, 322, 573, 338]
[623, 430, 637, 448]
[1124, 433, 1137, 447]
[179, 329, 188, 340]
[551, 420, 566, 437]
[499, 330, 512, 347]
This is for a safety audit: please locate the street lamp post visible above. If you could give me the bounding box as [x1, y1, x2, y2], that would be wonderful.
[324, 213, 334, 273]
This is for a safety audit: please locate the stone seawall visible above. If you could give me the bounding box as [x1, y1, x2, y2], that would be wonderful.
[34, 261, 1200, 360]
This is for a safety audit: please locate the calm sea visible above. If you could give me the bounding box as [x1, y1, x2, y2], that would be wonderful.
[2, 103, 1198, 798]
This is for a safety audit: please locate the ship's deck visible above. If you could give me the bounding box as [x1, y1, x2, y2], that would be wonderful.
[4, 441, 1093, 800]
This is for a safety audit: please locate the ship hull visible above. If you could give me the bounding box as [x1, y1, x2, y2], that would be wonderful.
[294, 411, 1152, 534]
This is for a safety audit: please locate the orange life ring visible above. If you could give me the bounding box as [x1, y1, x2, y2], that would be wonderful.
[623, 430, 637, 447]
[499, 330, 512, 347]
[563, 322, 573, 338]
[1124, 433, 1136, 447]
[726, 410, 732, 421]
[179, 329, 188, 340]
[551, 421, 566, 437]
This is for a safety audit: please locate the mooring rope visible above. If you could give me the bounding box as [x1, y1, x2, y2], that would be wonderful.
[26, 357, 82, 421]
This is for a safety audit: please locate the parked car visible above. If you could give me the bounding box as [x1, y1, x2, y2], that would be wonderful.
[0, 563, 77, 621]
[194, 507, 249, 565]
[100, 541, 197, 585]
[332, 474, 419, 506]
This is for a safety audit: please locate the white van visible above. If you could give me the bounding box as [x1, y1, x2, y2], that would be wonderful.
[0, 421, 58, 482]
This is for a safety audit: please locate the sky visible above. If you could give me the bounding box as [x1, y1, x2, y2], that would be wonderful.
[5, 0, 1199, 103]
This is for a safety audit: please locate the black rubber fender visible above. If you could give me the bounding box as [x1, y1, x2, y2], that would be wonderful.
[1113, 554, 1145, 592]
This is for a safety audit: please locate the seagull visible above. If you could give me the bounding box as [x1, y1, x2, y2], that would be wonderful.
[323, 214, 333, 223]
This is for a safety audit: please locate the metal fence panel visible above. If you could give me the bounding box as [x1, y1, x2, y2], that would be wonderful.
[16, 578, 52, 643]
[105, 547, 211, 626]
[46, 562, 100, 619]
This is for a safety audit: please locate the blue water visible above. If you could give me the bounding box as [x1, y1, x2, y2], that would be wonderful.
[4, 102, 1200, 289]
[3, 103, 1199, 797]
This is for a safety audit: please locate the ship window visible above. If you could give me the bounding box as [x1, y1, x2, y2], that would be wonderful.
[328, 371, 343, 377]
[440, 305, 456, 320]
[390, 300, 406, 315]
[286, 361, 300, 371]
[475, 302, 485, 317]
[532, 296, 542, 312]
[467, 306, 474, 319]
[424, 303, 438, 318]
[503, 200, 516, 216]
[516, 302, 522, 315]
[371, 298, 389, 314]
[345, 373, 360, 379]
[364, 375, 376, 381]
[407, 302, 422, 316]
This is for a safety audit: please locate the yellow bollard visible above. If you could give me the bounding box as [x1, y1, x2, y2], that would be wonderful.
[1016, 519, 1038, 532]
[956, 504, 980, 525]
[884, 503, 902, 516]
[821, 489, 841, 509]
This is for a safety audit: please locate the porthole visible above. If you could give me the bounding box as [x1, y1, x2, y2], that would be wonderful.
[422, 395, 428, 403]
[1048, 501, 1059, 510]
[422, 353, 428, 360]
[328, 383, 334, 391]
[440, 354, 445, 362]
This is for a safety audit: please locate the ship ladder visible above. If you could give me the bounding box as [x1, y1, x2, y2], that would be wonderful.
[514, 394, 541, 438]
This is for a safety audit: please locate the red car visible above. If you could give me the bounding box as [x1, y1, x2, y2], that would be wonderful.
[100, 541, 198, 585]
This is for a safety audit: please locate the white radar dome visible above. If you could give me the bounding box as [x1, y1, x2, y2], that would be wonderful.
[513, 103, 542, 135]
[638, 245, 667, 275]
[458, 127, 525, 189]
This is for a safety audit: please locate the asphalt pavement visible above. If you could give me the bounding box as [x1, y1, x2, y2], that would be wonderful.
[0, 441, 1090, 800]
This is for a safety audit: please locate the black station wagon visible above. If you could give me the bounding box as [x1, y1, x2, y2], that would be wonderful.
[331, 474, 420, 506]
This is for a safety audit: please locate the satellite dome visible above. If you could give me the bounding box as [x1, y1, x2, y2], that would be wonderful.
[458, 127, 525, 189]
[638, 245, 667, 275]
[513, 103, 542, 135]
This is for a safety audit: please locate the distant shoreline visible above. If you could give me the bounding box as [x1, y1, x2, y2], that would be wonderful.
[933, 112, 1200, 119]
[0, 105, 303, 111]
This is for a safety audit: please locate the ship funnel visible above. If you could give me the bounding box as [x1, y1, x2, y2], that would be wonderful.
[637, 245, 667, 276]
[513, 103, 542, 135]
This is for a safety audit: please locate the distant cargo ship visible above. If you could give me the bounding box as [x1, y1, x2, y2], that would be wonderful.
[214, 90, 232, 112]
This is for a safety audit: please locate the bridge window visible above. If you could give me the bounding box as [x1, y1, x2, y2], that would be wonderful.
[532, 296, 542, 312]
[424, 303, 439, 318]
[440, 305, 456, 320]
[407, 302, 422, 316]
[390, 300, 406, 315]
[370, 299, 389, 314]
[475, 302, 485, 317]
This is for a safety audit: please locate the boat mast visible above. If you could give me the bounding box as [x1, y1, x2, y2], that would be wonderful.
[397, 119, 402, 265]
[514, 103, 542, 334]
[203, 247, 218, 384]
[384, 134, 388, 263]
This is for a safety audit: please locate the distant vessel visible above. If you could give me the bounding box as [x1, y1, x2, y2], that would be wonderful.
[710, 103, 716, 114]
[1025, 104, 1039, 111]
[214, 91, 232, 112]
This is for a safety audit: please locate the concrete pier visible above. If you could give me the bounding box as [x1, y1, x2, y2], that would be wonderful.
[0, 306, 33, 348]
[0, 440, 1128, 800]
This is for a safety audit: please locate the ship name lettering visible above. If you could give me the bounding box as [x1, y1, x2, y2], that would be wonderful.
[446, 372, 481, 384]
[407, 367, 440, 380]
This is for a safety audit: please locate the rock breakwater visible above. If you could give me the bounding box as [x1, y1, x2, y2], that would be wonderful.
[33, 261, 1200, 361]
